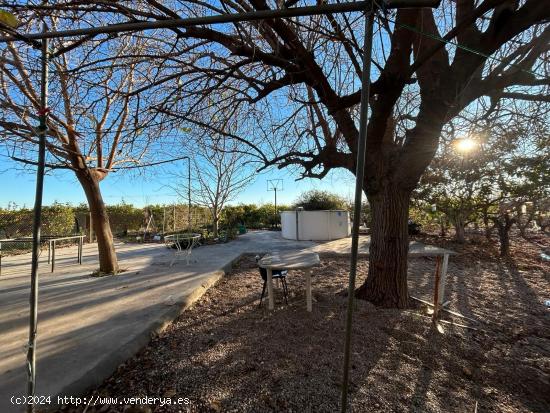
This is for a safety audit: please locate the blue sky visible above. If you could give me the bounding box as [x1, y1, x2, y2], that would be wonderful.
[0, 4, 373, 210]
[0, 157, 357, 208]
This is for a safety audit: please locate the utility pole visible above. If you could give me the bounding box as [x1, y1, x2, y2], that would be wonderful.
[274, 187, 277, 215]
[267, 179, 283, 228]
[27, 26, 49, 413]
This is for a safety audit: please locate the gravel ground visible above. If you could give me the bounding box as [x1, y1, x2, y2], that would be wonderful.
[60, 233, 549, 413]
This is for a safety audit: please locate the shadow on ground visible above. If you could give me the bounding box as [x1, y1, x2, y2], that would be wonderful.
[62, 251, 549, 413]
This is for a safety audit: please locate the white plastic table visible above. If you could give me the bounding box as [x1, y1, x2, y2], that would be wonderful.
[259, 251, 321, 312]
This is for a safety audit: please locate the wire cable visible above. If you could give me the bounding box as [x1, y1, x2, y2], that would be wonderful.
[376, 10, 545, 79]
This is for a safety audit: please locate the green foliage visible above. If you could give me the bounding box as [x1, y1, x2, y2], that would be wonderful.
[409, 205, 434, 228]
[414, 116, 549, 240]
[220, 203, 290, 229]
[345, 200, 371, 226]
[0, 202, 75, 238]
[293, 190, 347, 211]
[42, 203, 76, 235]
[106, 203, 143, 235]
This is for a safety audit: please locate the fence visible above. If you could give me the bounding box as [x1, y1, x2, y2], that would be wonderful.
[0, 204, 79, 256]
[0, 203, 214, 255]
[0, 202, 289, 256]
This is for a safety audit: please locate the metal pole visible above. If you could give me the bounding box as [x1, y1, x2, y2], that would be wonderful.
[274, 188, 277, 228]
[162, 205, 166, 234]
[26, 29, 49, 413]
[340, 7, 374, 413]
[187, 157, 191, 232]
[51, 240, 55, 273]
[79, 236, 83, 264]
[0, 1, 440, 43]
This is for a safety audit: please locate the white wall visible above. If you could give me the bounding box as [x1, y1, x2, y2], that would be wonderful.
[281, 210, 350, 240]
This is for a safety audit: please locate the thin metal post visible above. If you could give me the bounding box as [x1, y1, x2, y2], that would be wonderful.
[340, 7, 374, 413]
[187, 157, 191, 232]
[274, 188, 277, 227]
[78, 236, 83, 264]
[162, 205, 166, 234]
[51, 240, 55, 273]
[27, 31, 49, 413]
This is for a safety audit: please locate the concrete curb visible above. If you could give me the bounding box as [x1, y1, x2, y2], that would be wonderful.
[47, 254, 246, 411]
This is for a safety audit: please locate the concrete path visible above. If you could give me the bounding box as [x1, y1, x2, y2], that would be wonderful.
[0, 231, 317, 412]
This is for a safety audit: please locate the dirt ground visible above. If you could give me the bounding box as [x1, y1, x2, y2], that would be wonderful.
[61, 233, 549, 413]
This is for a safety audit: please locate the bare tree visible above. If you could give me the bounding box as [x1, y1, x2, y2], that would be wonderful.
[0, 17, 166, 273]
[173, 133, 255, 238]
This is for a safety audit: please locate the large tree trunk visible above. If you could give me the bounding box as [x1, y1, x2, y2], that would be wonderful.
[76, 171, 119, 274]
[356, 186, 410, 308]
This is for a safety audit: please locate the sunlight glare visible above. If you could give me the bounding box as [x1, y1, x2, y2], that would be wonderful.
[454, 137, 477, 154]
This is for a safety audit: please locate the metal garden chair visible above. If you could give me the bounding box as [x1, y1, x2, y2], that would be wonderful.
[255, 255, 289, 306]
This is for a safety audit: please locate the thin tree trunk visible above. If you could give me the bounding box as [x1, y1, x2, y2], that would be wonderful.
[454, 219, 466, 243]
[495, 214, 514, 258]
[440, 217, 447, 237]
[356, 187, 410, 308]
[485, 226, 493, 240]
[77, 171, 119, 274]
[482, 208, 493, 240]
[518, 225, 527, 239]
[497, 223, 510, 257]
[212, 208, 219, 238]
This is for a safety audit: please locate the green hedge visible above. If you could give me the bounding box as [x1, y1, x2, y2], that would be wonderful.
[293, 190, 348, 211]
[221, 203, 290, 229]
[1, 201, 299, 240]
[0, 202, 76, 238]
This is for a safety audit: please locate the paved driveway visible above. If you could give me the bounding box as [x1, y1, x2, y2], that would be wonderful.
[0, 231, 317, 412]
